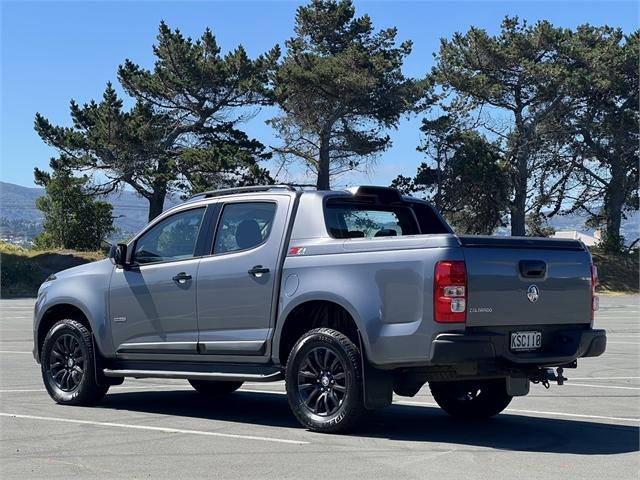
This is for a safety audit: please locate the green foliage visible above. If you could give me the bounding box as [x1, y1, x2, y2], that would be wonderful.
[393, 121, 511, 235]
[429, 17, 638, 244]
[270, 0, 427, 188]
[431, 17, 572, 236]
[542, 26, 638, 253]
[32, 168, 114, 251]
[525, 212, 555, 237]
[35, 22, 278, 221]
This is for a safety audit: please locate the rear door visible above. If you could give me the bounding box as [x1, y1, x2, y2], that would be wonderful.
[461, 236, 593, 327]
[196, 196, 291, 357]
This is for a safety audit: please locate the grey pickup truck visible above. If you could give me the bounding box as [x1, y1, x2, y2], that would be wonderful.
[33, 185, 606, 432]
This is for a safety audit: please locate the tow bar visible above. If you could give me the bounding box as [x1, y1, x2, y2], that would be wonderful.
[530, 367, 567, 389]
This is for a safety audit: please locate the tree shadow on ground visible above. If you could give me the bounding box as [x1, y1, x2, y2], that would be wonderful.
[97, 389, 639, 455]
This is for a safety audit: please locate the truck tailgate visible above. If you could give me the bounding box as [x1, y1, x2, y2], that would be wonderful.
[460, 236, 593, 327]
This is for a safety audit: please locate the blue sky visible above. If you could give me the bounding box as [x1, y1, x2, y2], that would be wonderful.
[1, 0, 638, 189]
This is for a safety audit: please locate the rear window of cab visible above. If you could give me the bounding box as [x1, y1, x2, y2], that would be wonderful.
[324, 199, 451, 239]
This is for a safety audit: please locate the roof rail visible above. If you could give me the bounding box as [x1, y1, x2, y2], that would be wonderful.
[188, 184, 317, 201]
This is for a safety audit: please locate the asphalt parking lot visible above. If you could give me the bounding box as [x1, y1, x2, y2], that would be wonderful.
[0, 296, 638, 479]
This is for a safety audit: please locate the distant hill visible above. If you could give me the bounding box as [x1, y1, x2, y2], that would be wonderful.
[0, 181, 178, 244]
[0, 181, 637, 246]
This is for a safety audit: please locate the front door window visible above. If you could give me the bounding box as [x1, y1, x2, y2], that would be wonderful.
[134, 208, 205, 264]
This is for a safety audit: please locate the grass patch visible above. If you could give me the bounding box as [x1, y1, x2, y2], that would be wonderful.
[0, 241, 105, 298]
[591, 251, 639, 294]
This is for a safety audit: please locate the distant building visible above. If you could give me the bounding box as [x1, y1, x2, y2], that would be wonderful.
[552, 230, 601, 247]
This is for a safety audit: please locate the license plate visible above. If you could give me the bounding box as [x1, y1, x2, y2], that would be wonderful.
[510, 331, 542, 351]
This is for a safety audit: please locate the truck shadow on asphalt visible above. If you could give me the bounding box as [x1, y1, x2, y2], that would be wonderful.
[98, 389, 639, 455]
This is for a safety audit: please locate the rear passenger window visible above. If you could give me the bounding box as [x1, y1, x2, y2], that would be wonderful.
[325, 203, 420, 239]
[213, 202, 277, 254]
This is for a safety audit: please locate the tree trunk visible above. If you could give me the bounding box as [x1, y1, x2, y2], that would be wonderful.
[316, 132, 331, 190]
[510, 108, 528, 237]
[603, 157, 626, 252]
[147, 188, 167, 222]
[510, 155, 528, 236]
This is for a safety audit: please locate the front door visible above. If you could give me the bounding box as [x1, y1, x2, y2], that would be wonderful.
[109, 207, 206, 356]
[196, 197, 291, 356]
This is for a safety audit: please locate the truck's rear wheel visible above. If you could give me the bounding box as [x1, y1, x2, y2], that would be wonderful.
[188, 380, 243, 395]
[41, 319, 109, 405]
[285, 328, 365, 433]
[429, 379, 512, 419]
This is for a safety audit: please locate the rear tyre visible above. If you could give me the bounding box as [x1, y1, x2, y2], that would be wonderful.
[188, 380, 243, 395]
[285, 328, 365, 433]
[429, 379, 512, 419]
[41, 319, 109, 406]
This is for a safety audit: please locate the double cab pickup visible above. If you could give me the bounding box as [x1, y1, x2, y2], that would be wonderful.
[33, 185, 606, 432]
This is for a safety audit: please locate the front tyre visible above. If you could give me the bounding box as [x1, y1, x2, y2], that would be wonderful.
[429, 379, 512, 419]
[188, 380, 243, 395]
[285, 328, 365, 433]
[41, 319, 109, 406]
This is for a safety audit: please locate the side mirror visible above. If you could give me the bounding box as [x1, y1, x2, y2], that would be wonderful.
[109, 243, 129, 268]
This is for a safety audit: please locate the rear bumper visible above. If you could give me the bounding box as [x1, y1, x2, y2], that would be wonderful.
[430, 328, 606, 366]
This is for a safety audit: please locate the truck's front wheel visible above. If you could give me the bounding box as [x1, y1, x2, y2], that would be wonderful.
[41, 319, 109, 406]
[429, 379, 512, 419]
[285, 328, 365, 433]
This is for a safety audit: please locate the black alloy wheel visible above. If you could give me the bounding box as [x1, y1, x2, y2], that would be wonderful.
[49, 333, 85, 392]
[285, 328, 365, 433]
[296, 346, 347, 417]
[41, 319, 109, 405]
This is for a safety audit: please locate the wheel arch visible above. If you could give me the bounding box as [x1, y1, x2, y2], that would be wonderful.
[36, 302, 95, 362]
[273, 295, 369, 366]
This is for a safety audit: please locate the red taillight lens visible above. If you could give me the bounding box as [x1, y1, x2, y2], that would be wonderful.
[434, 261, 467, 323]
[591, 264, 599, 313]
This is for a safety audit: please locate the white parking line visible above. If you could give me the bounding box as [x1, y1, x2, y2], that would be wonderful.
[395, 400, 640, 424]
[564, 383, 640, 391]
[0, 350, 31, 354]
[0, 385, 193, 393]
[569, 377, 640, 380]
[0, 389, 45, 393]
[0, 413, 309, 445]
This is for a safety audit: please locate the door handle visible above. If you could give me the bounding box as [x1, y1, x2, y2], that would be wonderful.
[248, 265, 270, 277]
[172, 272, 192, 284]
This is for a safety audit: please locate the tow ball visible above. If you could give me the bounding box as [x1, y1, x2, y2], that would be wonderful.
[530, 367, 568, 389]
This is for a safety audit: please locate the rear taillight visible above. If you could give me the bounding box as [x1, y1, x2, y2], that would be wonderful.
[434, 260, 467, 323]
[591, 264, 599, 314]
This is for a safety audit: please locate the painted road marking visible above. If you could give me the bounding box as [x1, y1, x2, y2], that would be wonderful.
[564, 383, 640, 391]
[0, 413, 309, 445]
[569, 377, 640, 380]
[0, 385, 193, 393]
[395, 400, 640, 424]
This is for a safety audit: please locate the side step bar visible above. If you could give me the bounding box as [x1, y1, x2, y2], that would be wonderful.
[103, 369, 284, 383]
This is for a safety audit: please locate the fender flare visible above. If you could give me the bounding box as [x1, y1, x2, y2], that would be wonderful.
[272, 292, 371, 365]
